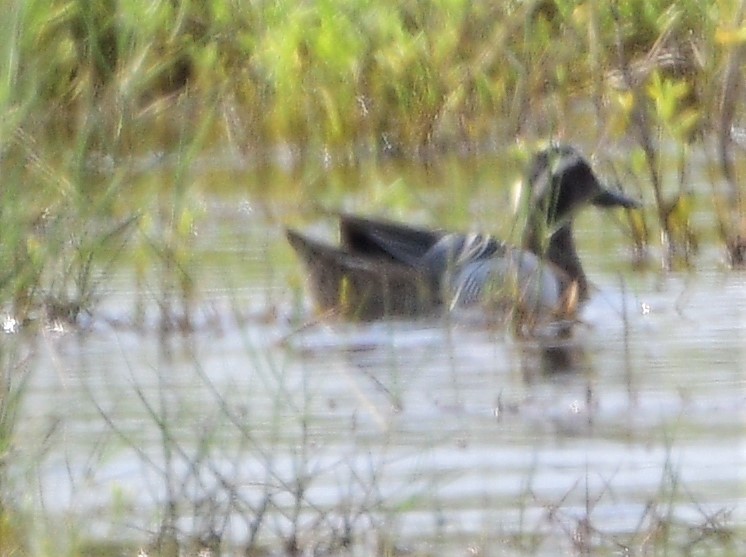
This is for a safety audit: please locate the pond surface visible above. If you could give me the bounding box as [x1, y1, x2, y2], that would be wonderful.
[8, 153, 746, 555]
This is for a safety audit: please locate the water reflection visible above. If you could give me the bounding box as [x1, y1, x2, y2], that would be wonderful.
[519, 336, 590, 378]
[9, 266, 744, 556]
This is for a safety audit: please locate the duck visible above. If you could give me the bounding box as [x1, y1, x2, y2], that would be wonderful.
[286, 144, 640, 326]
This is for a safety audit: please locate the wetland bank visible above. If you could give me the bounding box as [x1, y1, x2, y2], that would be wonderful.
[1, 1, 745, 555]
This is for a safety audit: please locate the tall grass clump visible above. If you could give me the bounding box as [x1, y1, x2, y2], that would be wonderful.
[0, 335, 33, 556]
[0, 134, 137, 325]
[0, 2, 138, 326]
[603, 0, 745, 267]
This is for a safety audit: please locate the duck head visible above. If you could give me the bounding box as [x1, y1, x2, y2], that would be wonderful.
[522, 145, 640, 298]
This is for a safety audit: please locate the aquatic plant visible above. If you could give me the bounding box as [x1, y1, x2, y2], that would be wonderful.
[0, 336, 33, 556]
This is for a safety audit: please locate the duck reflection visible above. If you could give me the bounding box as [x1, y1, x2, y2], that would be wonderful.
[516, 332, 598, 433]
[517, 332, 593, 380]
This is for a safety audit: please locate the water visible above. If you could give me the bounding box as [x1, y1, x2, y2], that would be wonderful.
[7, 155, 746, 555]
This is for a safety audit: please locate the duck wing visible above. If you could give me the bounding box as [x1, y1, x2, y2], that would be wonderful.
[339, 214, 445, 266]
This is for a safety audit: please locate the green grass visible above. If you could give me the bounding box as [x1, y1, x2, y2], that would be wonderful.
[3, 0, 740, 154]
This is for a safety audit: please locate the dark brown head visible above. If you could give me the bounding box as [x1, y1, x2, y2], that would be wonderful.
[526, 144, 639, 227]
[523, 145, 640, 296]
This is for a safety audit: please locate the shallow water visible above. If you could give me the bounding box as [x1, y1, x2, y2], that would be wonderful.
[8, 155, 746, 555]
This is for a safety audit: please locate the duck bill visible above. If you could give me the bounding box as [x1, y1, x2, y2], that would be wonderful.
[593, 187, 640, 209]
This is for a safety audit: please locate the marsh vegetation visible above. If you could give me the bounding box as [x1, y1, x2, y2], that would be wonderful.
[0, 0, 744, 555]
